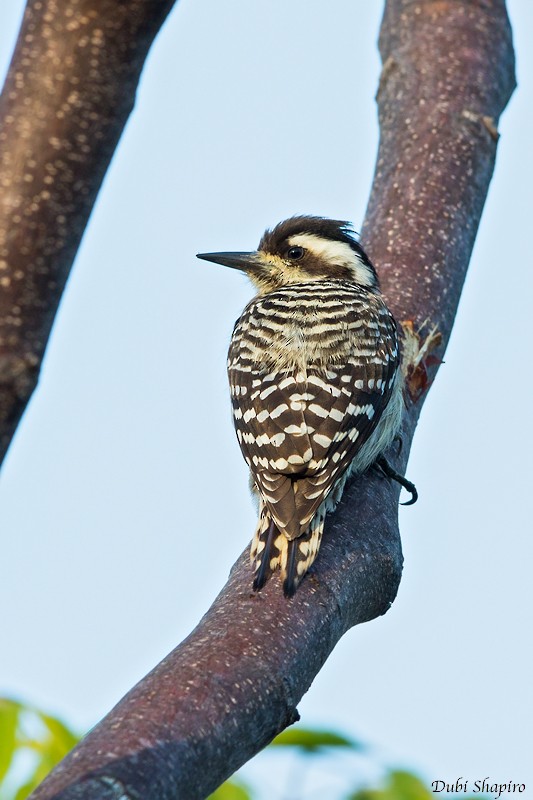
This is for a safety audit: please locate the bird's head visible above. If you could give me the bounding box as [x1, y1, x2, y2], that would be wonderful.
[197, 215, 379, 295]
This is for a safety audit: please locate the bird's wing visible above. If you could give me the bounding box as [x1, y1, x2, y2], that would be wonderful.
[292, 304, 401, 530]
[229, 368, 310, 537]
[229, 304, 400, 539]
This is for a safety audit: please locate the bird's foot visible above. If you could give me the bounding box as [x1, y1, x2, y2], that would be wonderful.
[373, 455, 418, 505]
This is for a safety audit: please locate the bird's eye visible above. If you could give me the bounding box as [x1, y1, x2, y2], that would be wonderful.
[287, 246, 305, 260]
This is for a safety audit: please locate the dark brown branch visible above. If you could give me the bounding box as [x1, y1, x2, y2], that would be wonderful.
[10, 0, 513, 798]
[0, 0, 176, 464]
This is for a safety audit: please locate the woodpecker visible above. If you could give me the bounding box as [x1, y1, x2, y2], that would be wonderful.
[197, 216, 416, 597]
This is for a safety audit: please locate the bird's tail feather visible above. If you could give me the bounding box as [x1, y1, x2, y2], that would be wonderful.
[251, 501, 326, 596]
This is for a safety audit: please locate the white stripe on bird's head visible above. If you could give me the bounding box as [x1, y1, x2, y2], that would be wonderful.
[287, 233, 378, 288]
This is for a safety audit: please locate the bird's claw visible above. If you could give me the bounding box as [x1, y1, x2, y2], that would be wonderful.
[373, 455, 418, 505]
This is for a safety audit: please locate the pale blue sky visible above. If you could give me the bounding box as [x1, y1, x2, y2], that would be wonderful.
[0, 2, 532, 797]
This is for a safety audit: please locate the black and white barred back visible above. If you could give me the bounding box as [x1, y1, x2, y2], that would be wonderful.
[197, 215, 405, 596]
[228, 280, 402, 594]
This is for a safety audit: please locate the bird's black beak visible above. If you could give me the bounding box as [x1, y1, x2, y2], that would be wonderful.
[196, 251, 262, 272]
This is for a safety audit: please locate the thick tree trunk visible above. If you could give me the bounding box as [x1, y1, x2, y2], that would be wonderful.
[0, 0, 515, 798]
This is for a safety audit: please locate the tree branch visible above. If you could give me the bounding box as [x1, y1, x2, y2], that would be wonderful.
[2, 0, 513, 798]
[0, 0, 176, 464]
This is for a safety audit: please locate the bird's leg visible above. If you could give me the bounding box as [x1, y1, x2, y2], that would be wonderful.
[373, 455, 418, 505]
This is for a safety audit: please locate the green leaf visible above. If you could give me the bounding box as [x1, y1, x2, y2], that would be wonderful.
[388, 770, 434, 799]
[0, 698, 80, 800]
[347, 770, 434, 800]
[271, 726, 360, 753]
[14, 777, 41, 800]
[0, 698, 20, 783]
[347, 790, 381, 800]
[208, 778, 252, 800]
[38, 712, 80, 756]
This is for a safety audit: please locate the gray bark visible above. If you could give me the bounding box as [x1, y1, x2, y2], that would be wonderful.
[0, 0, 176, 463]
